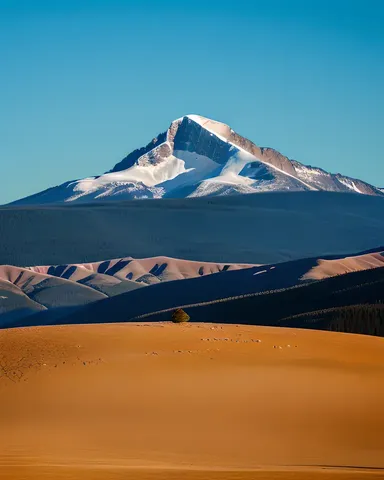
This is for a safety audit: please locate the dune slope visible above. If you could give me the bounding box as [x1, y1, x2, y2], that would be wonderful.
[46, 260, 383, 334]
[0, 258, 254, 327]
[28, 256, 254, 285]
[1, 323, 384, 480]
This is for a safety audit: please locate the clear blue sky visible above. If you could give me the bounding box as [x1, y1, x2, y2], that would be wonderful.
[1, 0, 383, 204]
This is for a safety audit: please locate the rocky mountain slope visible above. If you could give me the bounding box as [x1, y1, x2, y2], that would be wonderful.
[10, 115, 383, 205]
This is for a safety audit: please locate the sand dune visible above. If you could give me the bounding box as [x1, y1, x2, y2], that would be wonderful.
[0, 279, 46, 323]
[26, 249, 384, 289]
[2, 248, 383, 329]
[1, 323, 384, 479]
[0, 265, 107, 327]
[0, 265, 107, 305]
[302, 251, 384, 280]
[50, 251, 383, 332]
[26, 263, 144, 293]
[0, 258, 253, 327]
[28, 256, 254, 285]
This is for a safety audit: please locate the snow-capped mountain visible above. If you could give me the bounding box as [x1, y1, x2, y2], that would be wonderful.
[10, 114, 383, 204]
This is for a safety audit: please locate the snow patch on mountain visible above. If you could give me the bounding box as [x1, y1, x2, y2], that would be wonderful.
[336, 177, 363, 194]
[9, 114, 383, 205]
[186, 114, 233, 142]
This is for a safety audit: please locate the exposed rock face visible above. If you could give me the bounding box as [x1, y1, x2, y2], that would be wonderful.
[111, 116, 298, 174]
[174, 117, 234, 164]
[110, 131, 168, 172]
[259, 147, 297, 175]
[9, 114, 383, 205]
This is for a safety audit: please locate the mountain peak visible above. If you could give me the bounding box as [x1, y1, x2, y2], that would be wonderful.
[9, 115, 383, 205]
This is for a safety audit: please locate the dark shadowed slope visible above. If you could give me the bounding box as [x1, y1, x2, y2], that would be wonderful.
[12, 249, 383, 330]
[0, 266, 106, 307]
[124, 267, 384, 337]
[0, 258, 255, 327]
[0, 266, 107, 327]
[0, 279, 46, 324]
[0, 266, 145, 328]
[1, 191, 384, 266]
[3, 249, 382, 328]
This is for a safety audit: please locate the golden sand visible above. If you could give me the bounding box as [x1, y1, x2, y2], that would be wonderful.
[1, 323, 384, 479]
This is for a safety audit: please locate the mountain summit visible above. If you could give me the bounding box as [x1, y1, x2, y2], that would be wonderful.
[11, 114, 383, 204]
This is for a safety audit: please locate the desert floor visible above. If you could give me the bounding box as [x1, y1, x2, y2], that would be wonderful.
[1, 323, 384, 479]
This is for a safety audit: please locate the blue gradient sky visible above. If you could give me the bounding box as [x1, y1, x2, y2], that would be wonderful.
[1, 0, 383, 204]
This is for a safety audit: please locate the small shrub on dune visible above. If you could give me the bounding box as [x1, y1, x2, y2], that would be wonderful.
[171, 308, 190, 323]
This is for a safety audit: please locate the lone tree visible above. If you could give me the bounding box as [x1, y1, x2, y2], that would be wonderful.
[171, 308, 190, 323]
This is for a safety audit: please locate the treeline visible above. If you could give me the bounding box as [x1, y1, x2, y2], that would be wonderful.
[279, 304, 384, 336]
[140, 267, 384, 337]
[327, 304, 384, 336]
